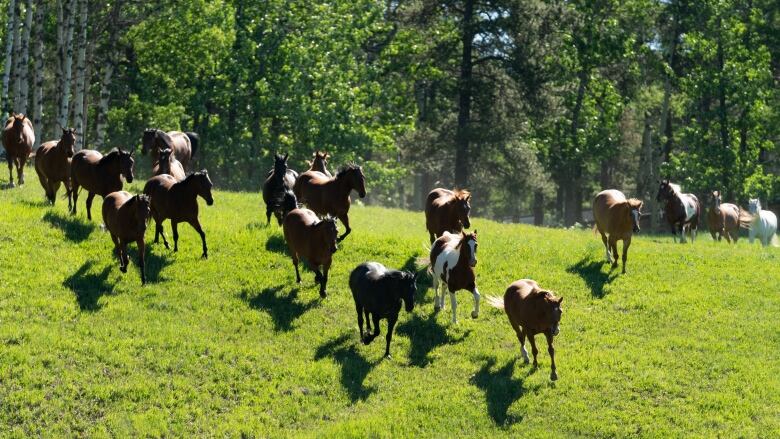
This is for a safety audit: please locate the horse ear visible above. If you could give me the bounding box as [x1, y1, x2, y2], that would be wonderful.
[283, 153, 289, 161]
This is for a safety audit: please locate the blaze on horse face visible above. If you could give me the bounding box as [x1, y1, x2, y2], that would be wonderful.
[464, 230, 478, 267]
[118, 148, 135, 183]
[458, 192, 472, 228]
[629, 200, 643, 233]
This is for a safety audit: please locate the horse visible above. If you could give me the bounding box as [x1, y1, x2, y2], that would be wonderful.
[70, 148, 135, 220]
[349, 262, 418, 358]
[282, 208, 339, 298]
[101, 191, 151, 284]
[425, 188, 472, 243]
[706, 190, 747, 243]
[747, 199, 778, 247]
[430, 230, 480, 323]
[293, 164, 366, 242]
[34, 127, 76, 207]
[152, 148, 186, 181]
[141, 129, 198, 171]
[592, 189, 642, 274]
[2, 113, 35, 187]
[262, 153, 299, 225]
[656, 180, 701, 243]
[308, 151, 331, 177]
[486, 279, 563, 381]
[143, 170, 214, 258]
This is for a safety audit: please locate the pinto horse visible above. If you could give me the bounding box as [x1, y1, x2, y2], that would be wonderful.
[656, 180, 701, 243]
[102, 191, 151, 284]
[262, 153, 299, 225]
[141, 129, 198, 171]
[293, 164, 366, 242]
[430, 230, 480, 324]
[152, 148, 186, 181]
[308, 151, 331, 177]
[425, 188, 472, 243]
[70, 148, 135, 220]
[2, 113, 35, 187]
[349, 262, 418, 358]
[747, 199, 778, 247]
[706, 190, 746, 243]
[593, 189, 642, 274]
[143, 171, 214, 258]
[486, 279, 563, 381]
[283, 208, 339, 298]
[35, 128, 76, 207]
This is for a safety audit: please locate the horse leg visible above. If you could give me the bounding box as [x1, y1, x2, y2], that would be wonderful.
[470, 286, 480, 319]
[172, 221, 180, 252]
[70, 183, 79, 215]
[600, 231, 611, 263]
[137, 238, 146, 285]
[621, 238, 631, 274]
[189, 219, 207, 259]
[384, 314, 398, 358]
[364, 309, 372, 334]
[85, 192, 95, 221]
[528, 334, 539, 368]
[319, 266, 329, 298]
[155, 220, 170, 249]
[18, 156, 26, 185]
[678, 223, 687, 243]
[429, 231, 435, 244]
[608, 236, 619, 270]
[119, 241, 129, 273]
[337, 213, 351, 242]
[432, 275, 441, 312]
[449, 291, 458, 324]
[50, 181, 61, 205]
[670, 222, 677, 243]
[371, 312, 381, 340]
[292, 254, 301, 283]
[6, 158, 14, 187]
[545, 332, 557, 381]
[356, 303, 365, 341]
[110, 233, 120, 260]
[513, 325, 529, 364]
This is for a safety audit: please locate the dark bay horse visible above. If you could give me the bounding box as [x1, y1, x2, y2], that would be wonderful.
[141, 129, 198, 171]
[425, 188, 472, 243]
[2, 113, 35, 187]
[35, 128, 76, 207]
[152, 148, 186, 181]
[656, 180, 701, 243]
[70, 148, 135, 220]
[592, 189, 643, 274]
[487, 279, 563, 381]
[308, 151, 331, 177]
[143, 170, 214, 258]
[102, 191, 151, 284]
[349, 262, 418, 358]
[283, 208, 339, 298]
[262, 153, 299, 225]
[706, 190, 746, 243]
[430, 230, 479, 323]
[293, 164, 366, 242]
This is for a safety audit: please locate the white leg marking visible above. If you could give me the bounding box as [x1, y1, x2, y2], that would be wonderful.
[450, 292, 458, 324]
[521, 345, 529, 363]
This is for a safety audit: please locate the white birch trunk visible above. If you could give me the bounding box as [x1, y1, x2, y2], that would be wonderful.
[10, 1, 22, 110]
[72, 0, 87, 149]
[32, 0, 44, 147]
[1, 0, 17, 114]
[94, 58, 114, 149]
[56, 0, 75, 128]
[17, 0, 32, 114]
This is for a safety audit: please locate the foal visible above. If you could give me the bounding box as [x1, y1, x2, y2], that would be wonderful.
[102, 191, 151, 284]
[152, 148, 186, 181]
[425, 188, 472, 243]
[430, 230, 480, 324]
[283, 208, 339, 298]
[35, 127, 76, 206]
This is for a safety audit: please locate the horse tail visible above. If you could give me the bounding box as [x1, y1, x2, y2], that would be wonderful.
[185, 132, 200, 160]
[738, 209, 753, 229]
[485, 295, 505, 310]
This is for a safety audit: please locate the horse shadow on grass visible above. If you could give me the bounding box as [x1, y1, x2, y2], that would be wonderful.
[396, 313, 471, 367]
[63, 261, 116, 311]
[314, 333, 379, 402]
[471, 357, 540, 427]
[401, 256, 433, 295]
[567, 255, 618, 298]
[240, 286, 317, 332]
[126, 246, 173, 283]
[265, 234, 288, 255]
[43, 211, 95, 242]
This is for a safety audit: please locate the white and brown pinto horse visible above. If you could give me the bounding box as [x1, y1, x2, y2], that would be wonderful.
[593, 189, 642, 274]
[430, 230, 479, 323]
[656, 180, 701, 243]
[747, 199, 778, 247]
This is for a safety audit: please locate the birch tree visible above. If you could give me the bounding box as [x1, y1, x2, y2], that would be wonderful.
[17, 0, 33, 114]
[10, 0, 22, 110]
[56, 0, 76, 128]
[1, 0, 17, 114]
[72, 0, 88, 149]
[32, 0, 44, 147]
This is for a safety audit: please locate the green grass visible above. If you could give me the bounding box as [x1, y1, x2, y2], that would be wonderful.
[1, 180, 779, 438]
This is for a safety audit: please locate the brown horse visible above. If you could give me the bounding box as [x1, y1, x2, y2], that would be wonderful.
[2, 113, 35, 187]
[425, 188, 472, 243]
[656, 180, 701, 243]
[706, 190, 747, 243]
[283, 208, 339, 298]
[293, 164, 366, 241]
[102, 191, 151, 284]
[487, 279, 563, 381]
[263, 153, 299, 225]
[35, 128, 76, 207]
[70, 148, 135, 220]
[308, 151, 332, 177]
[593, 189, 643, 274]
[430, 230, 480, 323]
[143, 170, 214, 258]
[152, 148, 186, 181]
[141, 129, 198, 171]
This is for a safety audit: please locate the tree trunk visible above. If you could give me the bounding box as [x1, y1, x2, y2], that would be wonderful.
[565, 70, 589, 227]
[454, 0, 474, 188]
[57, 0, 76, 128]
[2, 0, 17, 114]
[17, 0, 32, 114]
[10, 0, 22, 110]
[31, 0, 44, 147]
[72, 0, 88, 149]
[533, 190, 544, 226]
[95, 1, 121, 150]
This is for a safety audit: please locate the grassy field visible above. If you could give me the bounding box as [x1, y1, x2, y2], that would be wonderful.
[1, 179, 779, 438]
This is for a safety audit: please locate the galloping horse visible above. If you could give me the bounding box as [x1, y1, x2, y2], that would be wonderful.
[262, 153, 298, 225]
[35, 128, 76, 207]
[102, 191, 151, 284]
[430, 230, 480, 324]
[656, 180, 701, 243]
[293, 164, 366, 242]
[425, 188, 471, 243]
[70, 148, 135, 220]
[141, 129, 198, 171]
[152, 148, 186, 181]
[283, 208, 339, 298]
[747, 199, 778, 247]
[308, 151, 331, 177]
[706, 190, 745, 243]
[592, 189, 642, 274]
[2, 113, 35, 187]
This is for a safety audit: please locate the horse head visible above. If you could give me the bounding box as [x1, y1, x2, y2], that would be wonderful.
[134, 194, 152, 231]
[339, 164, 366, 198]
[317, 216, 339, 254]
[401, 271, 418, 312]
[159, 148, 173, 165]
[280, 190, 298, 218]
[454, 189, 472, 228]
[274, 153, 289, 176]
[536, 292, 563, 336]
[711, 190, 722, 208]
[10, 113, 26, 142]
[311, 151, 329, 171]
[59, 127, 77, 158]
[628, 199, 643, 233]
[749, 198, 761, 215]
[462, 230, 478, 267]
[116, 148, 135, 183]
[193, 169, 214, 206]
[141, 129, 157, 155]
[655, 179, 674, 202]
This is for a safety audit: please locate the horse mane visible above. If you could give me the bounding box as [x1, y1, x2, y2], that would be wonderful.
[627, 198, 643, 210]
[668, 183, 681, 194]
[453, 189, 471, 200]
[384, 270, 413, 282]
[155, 130, 175, 149]
[337, 163, 361, 176]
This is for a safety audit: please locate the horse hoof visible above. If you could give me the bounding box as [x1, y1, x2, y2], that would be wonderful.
[384, 353, 392, 360]
[434, 304, 441, 312]
[201, 254, 208, 259]
[550, 372, 558, 381]
[471, 311, 479, 319]
[319, 291, 327, 299]
[120, 266, 127, 273]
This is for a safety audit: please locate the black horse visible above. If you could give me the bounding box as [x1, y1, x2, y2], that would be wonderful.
[349, 262, 418, 358]
[263, 153, 298, 225]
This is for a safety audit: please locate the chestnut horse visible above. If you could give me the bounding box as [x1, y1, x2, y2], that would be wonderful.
[592, 189, 642, 274]
[308, 151, 331, 177]
[141, 129, 198, 171]
[487, 279, 563, 380]
[425, 188, 472, 243]
[656, 180, 701, 243]
[706, 190, 746, 243]
[262, 153, 298, 225]
[70, 148, 135, 220]
[102, 191, 151, 284]
[2, 113, 35, 187]
[35, 128, 76, 207]
[143, 170, 214, 258]
[283, 208, 339, 298]
[293, 164, 366, 242]
[152, 148, 186, 181]
[430, 230, 480, 323]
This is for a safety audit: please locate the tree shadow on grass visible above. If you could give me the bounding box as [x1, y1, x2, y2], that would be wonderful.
[43, 211, 95, 242]
[16, 198, 50, 208]
[567, 256, 617, 298]
[240, 286, 317, 332]
[314, 333, 379, 402]
[471, 357, 539, 427]
[63, 261, 116, 311]
[265, 234, 288, 255]
[126, 246, 173, 283]
[396, 313, 471, 367]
